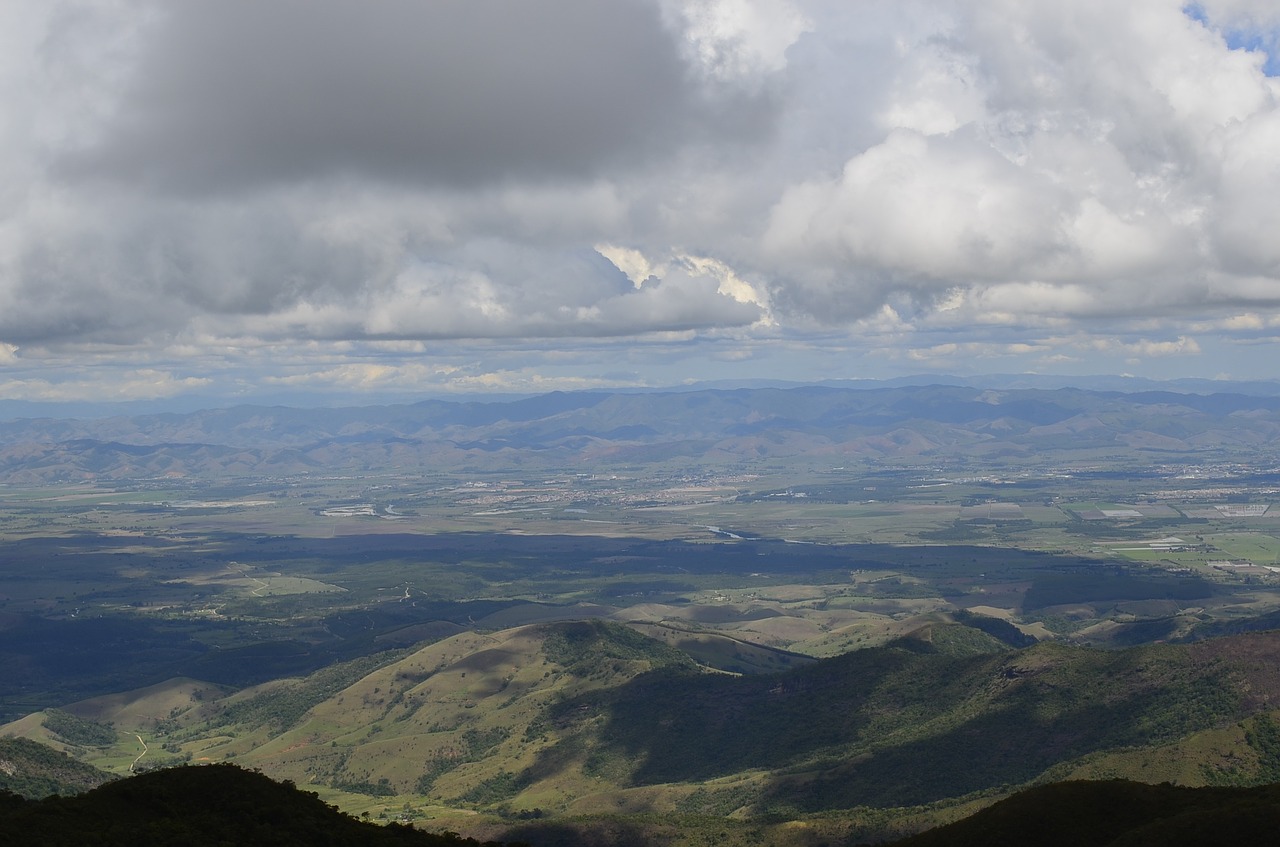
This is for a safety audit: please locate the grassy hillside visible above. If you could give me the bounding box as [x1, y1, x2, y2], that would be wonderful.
[546, 632, 1257, 813]
[11, 619, 1280, 844]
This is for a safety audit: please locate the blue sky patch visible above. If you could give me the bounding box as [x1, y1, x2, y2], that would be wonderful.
[1184, 3, 1280, 76]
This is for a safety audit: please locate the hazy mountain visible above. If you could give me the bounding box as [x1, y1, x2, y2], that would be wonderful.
[4, 384, 1280, 481]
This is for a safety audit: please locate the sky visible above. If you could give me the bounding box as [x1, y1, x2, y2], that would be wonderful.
[2, 0, 1280, 407]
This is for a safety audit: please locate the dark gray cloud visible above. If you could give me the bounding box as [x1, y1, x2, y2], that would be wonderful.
[58, 0, 739, 192]
[3, 196, 379, 344]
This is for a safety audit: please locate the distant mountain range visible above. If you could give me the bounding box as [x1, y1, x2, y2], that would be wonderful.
[6, 373, 1280, 422]
[3, 383, 1280, 481]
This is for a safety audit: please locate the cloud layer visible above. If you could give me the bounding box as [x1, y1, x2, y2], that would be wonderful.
[2, 0, 1279, 400]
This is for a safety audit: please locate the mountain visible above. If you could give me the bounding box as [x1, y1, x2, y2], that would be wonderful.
[12, 619, 1280, 844]
[4, 384, 1280, 480]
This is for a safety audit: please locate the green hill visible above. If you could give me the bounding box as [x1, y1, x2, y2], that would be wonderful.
[12, 621, 1280, 844]
[530, 627, 1280, 814]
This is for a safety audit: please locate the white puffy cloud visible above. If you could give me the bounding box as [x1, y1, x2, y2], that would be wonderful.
[749, 0, 1280, 350]
[662, 0, 810, 85]
[764, 128, 1072, 281]
[0, 369, 211, 402]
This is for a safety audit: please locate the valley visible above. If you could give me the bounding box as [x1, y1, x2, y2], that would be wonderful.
[5, 384, 1280, 844]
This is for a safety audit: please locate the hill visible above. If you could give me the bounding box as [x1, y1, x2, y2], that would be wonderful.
[537, 628, 1280, 815]
[886, 779, 1280, 847]
[12, 619, 1280, 843]
[0, 737, 113, 799]
[0, 763, 513, 846]
[7, 649, 1280, 847]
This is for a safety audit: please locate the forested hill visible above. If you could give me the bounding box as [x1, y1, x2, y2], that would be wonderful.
[0, 736, 112, 799]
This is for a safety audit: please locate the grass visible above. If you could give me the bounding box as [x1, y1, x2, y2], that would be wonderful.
[11, 611, 1280, 843]
[1210, 533, 1280, 563]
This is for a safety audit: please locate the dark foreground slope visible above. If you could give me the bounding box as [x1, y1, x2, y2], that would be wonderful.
[455, 779, 1280, 847]
[0, 764, 513, 847]
[887, 779, 1280, 847]
[9, 764, 1277, 847]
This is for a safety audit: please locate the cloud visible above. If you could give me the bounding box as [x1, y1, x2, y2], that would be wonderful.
[892, 333, 1203, 375]
[755, 0, 1279, 324]
[356, 249, 763, 339]
[0, 369, 211, 402]
[1087, 335, 1203, 358]
[763, 128, 1072, 282]
[905, 341, 1053, 363]
[597, 245, 773, 318]
[54, 0, 759, 192]
[2, 0, 1280, 401]
[264, 362, 460, 391]
[662, 0, 811, 85]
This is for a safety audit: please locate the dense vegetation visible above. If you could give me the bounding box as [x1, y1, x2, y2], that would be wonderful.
[41, 708, 118, 747]
[541, 619, 697, 676]
[0, 737, 113, 799]
[218, 649, 413, 731]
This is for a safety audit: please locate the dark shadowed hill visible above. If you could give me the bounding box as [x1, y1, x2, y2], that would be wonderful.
[512, 627, 1280, 814]
[0, 763, 516, 846]
[885, 779, 1280, 847]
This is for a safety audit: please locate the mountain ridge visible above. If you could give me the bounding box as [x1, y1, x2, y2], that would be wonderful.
[4, 384, 1280, 481]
